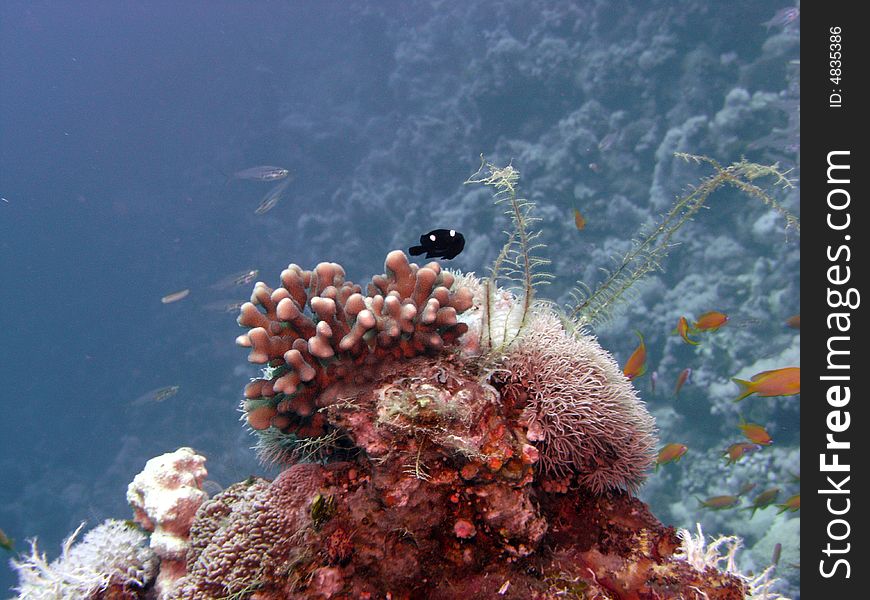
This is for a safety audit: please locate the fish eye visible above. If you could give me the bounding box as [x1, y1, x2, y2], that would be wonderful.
[429, 234, 436, 242]
[449, 230, 455, 236]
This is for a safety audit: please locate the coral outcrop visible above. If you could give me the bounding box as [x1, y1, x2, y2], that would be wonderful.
[159, 250, 743, 598]
[10, 248, 752, 599]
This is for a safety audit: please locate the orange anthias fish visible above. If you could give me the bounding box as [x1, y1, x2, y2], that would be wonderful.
[573, 207, 586, 231]
[622, 331, 647, 380]
[738, 420, 773, 446]
[674, 368, 692, 397]
[732, 366, 800, 402]
[785, 314, 800, 329]
[723, 442, 761, 465]
[737, 481, 758, 497]
[0, 528, 12, 552]
[698, 495, 741, 510]
[693, 310, 729, 332]
[777, 494, 800, 513]
[744, 487, 781, 518]
[675, 316, 699, 345]
[655, 443, 688, 469]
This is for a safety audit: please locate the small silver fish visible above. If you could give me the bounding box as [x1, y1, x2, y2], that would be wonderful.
[255, 179, 291, 215]
[131, 385, 180, 406]
[233, 165, 290, 182]
[598, 132, 618, 152]
[202, 480, 224, 498]
[763, 7, 799, 30]
[161, 289, 190, 304]
[203, 300, 246, 314]
[210, 269, 259, 289]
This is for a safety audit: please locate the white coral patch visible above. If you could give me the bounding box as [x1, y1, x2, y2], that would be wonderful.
[126, 446, 208, 562]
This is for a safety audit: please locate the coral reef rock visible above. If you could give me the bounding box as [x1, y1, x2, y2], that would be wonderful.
[160, 251, 743, 599]
[168, 462, 745, 599]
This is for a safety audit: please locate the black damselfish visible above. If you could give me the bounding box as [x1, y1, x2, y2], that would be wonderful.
[409, 229, 465, 260]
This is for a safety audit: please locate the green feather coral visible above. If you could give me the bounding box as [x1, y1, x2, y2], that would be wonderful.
[569, 152, 799, 329]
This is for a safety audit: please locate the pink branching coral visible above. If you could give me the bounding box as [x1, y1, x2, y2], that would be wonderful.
[235, 250, 473, 464]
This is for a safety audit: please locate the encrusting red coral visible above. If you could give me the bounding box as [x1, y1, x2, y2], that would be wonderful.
[167, 460, 744, 599]
[155, 251, 746, 599]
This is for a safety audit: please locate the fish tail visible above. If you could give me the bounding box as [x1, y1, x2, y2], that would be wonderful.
[731, 378, 754, 402]
[216, 166, 231, 187]
[409, 245, 424, 256]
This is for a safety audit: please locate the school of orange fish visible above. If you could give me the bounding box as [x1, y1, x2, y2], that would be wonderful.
[621, 310, 800, 519]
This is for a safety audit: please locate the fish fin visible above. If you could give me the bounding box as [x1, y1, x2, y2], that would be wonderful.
[408, 245, 425, 256]
[731, 378, 754, 402]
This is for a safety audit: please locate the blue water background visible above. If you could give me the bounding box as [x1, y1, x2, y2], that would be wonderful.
[1, 1, 799, 595]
